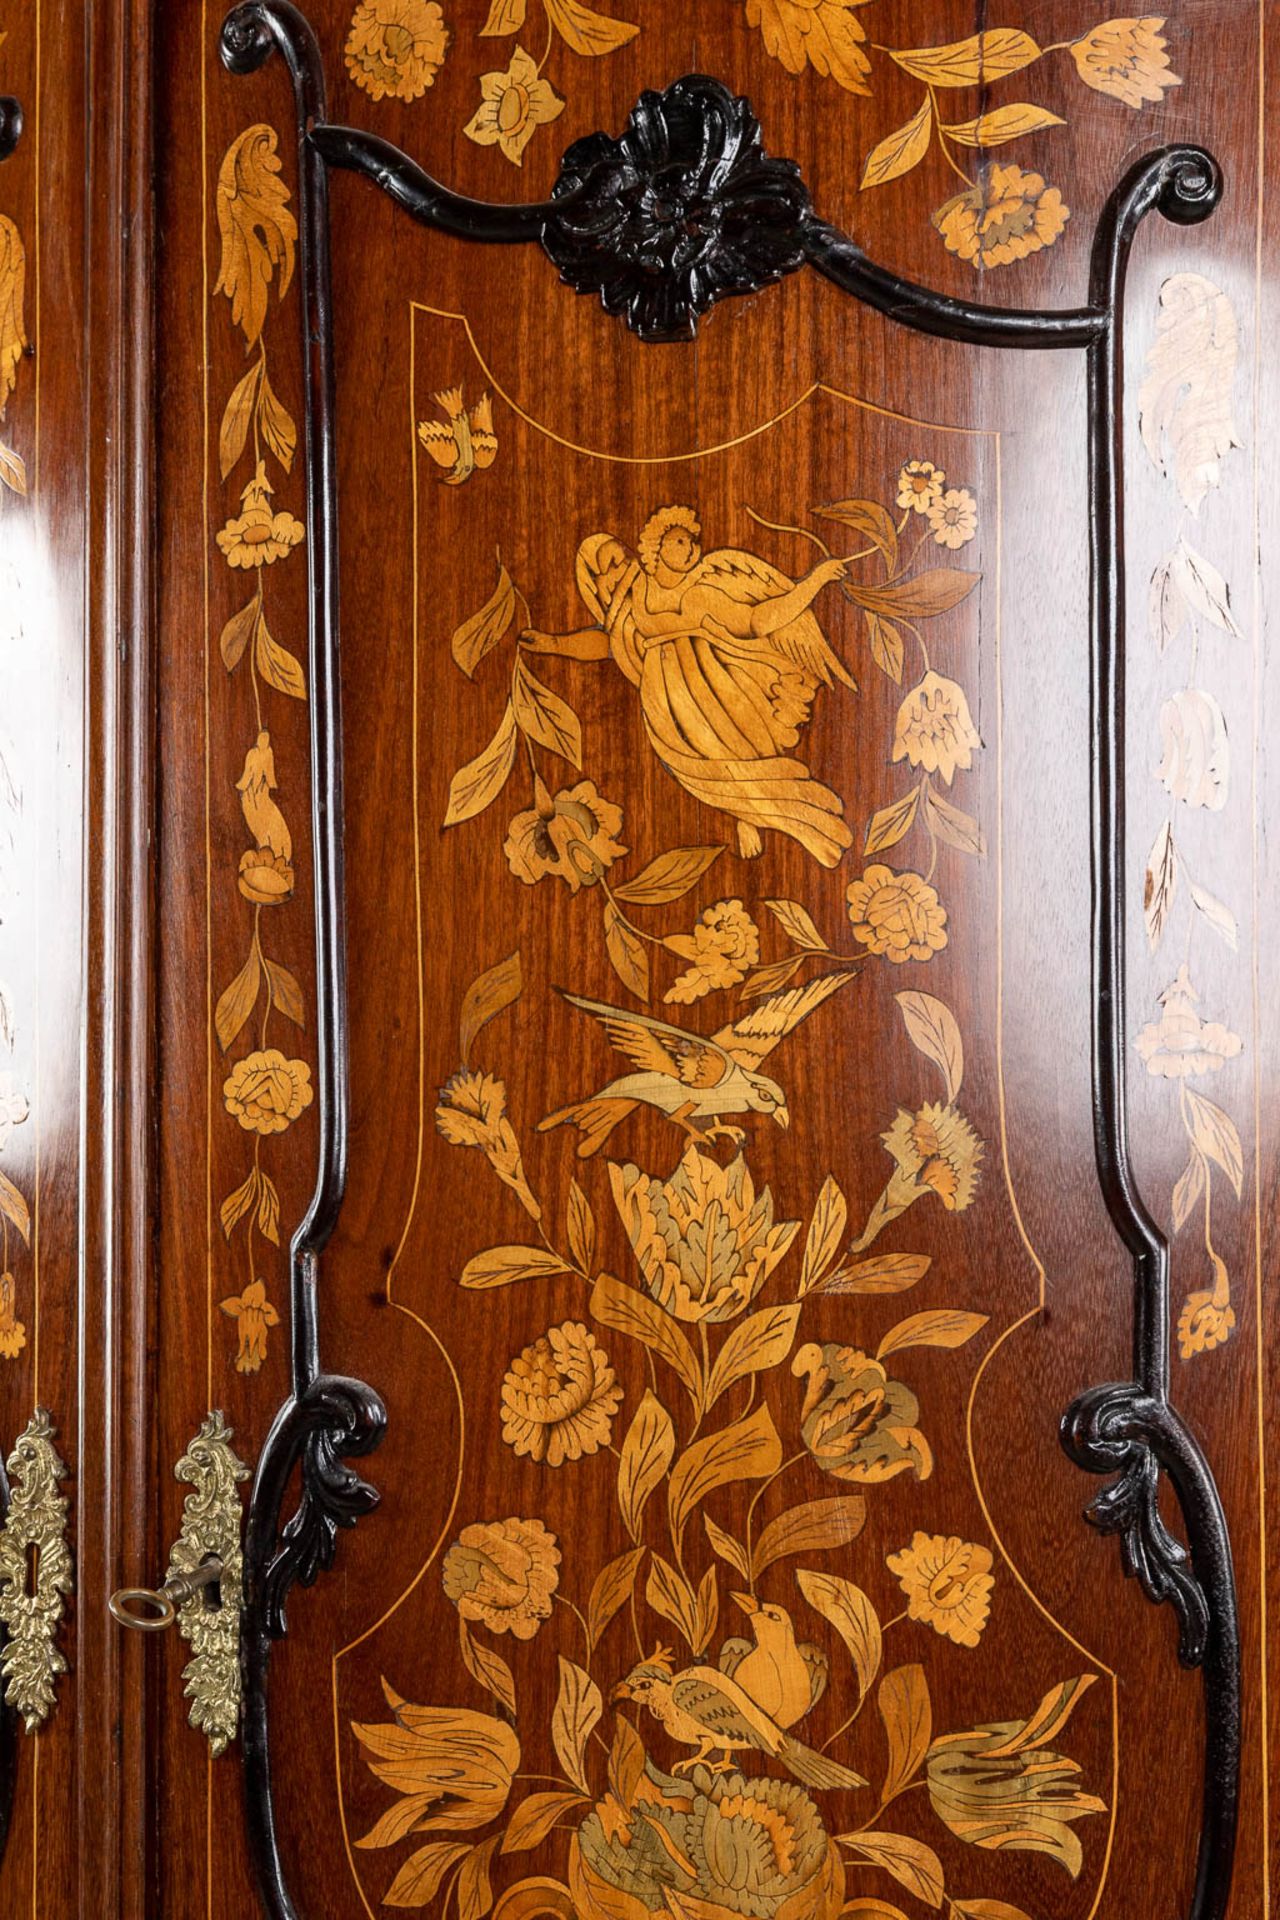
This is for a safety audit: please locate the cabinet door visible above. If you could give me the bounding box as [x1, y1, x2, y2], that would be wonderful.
[115, 1, 1280, 1915]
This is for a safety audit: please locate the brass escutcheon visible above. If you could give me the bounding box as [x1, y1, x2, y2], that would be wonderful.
[108, 1413, 248, 1754]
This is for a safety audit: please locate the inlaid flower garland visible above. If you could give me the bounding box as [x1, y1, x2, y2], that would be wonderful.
[0, 13, 30, 1352]
[0, 907, 30, 1361]
[0, 18, 27, 496]
[342, 0, 639, 169]
[0, 18, 29, 1351]
[340, 4, 1182, 278]
[852, 13, 1180, 272]
[212, 124, 310, 1374]
[1136, 273, 1245, 1361]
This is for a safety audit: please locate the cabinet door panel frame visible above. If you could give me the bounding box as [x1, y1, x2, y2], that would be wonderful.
[210, 5, 1241, 1918]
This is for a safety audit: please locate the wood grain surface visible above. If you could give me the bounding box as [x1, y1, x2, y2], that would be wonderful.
[0, 2, 1275, 1916]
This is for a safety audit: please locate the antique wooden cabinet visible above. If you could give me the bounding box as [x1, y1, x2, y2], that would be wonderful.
[0, 1, 1275, 1913]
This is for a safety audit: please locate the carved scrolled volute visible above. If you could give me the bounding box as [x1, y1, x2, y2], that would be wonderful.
[1061, 1382, 1211, 1667]
[258, 1374, 387, 1639]
[541, 74, 812, 344]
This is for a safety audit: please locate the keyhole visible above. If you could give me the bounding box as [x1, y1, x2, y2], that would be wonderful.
[200, 1555, 222, 1612]
[25, 1543, 38, 1598]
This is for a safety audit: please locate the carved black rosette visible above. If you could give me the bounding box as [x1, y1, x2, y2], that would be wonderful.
[541, 75, 812, 343]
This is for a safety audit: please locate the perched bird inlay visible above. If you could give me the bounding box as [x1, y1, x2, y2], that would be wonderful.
[718, 1591, 829, 1731]
[417, 386, 498, 486]
[612, 1646, 865, 1790]
[539, 970, 859, 1156]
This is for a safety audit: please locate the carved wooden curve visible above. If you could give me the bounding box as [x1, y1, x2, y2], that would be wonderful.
[218, 4, 1240, 1916]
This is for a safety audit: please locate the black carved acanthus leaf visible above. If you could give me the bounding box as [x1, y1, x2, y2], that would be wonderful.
[1061, 1383, 1211, 1668]
[541, 74, 811, 343]
[259, 1375, 387, 1639]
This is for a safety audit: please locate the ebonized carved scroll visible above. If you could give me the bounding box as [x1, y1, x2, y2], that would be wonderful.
[217, 6, 1240, 1916]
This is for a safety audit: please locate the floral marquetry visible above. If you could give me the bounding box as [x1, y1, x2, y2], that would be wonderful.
[211, 116, 309, 1376]
[934, 165, 1070, 271]
[344, 0, 449, 103]
[443, 1519, 562, 1641]
[845, 867, 948, 966]
[926, 1677, 1107, 1875]
[222, 1049, 314, 1136]
[503, 780, 627, 894]
[663, 900, 762, 1005]
[926, 489, 978, 551]
[1069, 15, 1181, 107]
[1134, 270, 1248, 1361]
[793, 1344, 933, 1486]
[464, 46, 565, 169]
[611, 1148, 799, 1327]
[500, 1322, 623, 1465]
[351, 1681, 523, 1846]
[165, 4, 1269, 1910]
[0, 211, 25, 494]
[743, 0, 873, 94]
[216, 462, 304, 569]
[335, 345, 1119, 1914]
[213, 124, 295, 352]
[896, 462, 944, 516]
[1136, 969, 1241, 1082]
[220, 1278, 282, 1373]
[575, 1761, 847, 1917]
[887, 1532, 995, 1648]
[891, 673, 981, 788]
[304, 2, 1191, 302]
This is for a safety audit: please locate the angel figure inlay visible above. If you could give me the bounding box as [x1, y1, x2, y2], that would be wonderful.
[521, 506, 855, 867]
